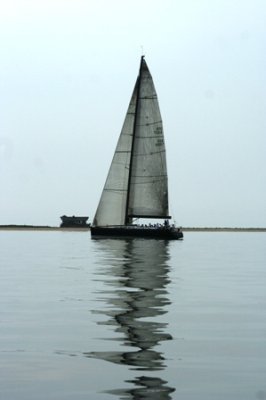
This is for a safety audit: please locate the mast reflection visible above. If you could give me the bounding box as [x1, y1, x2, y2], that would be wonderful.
[86, 238, 175, 398]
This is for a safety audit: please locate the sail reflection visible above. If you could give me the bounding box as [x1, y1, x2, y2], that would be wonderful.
[86, 238, 175, 398]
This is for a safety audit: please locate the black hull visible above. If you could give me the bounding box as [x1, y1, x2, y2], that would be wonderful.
[91, 226, 183, 240]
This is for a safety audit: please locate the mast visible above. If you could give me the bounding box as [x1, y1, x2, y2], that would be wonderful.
[124, 56, 144, 225]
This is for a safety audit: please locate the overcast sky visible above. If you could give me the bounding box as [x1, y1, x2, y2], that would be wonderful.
[0, 0, 265, 227]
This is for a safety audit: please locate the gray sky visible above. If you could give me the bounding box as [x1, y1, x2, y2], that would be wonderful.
[1, 0, 265, 227]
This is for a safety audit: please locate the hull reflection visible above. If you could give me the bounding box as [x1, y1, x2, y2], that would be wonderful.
[86, 239, 175, 398]
[106, 376, 175, 400]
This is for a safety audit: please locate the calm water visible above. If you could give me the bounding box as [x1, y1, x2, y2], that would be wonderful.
[0, 231, 266, 400]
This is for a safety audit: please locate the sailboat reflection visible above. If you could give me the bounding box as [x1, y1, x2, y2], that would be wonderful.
[85, 239, 175, 398]
[107, 376, 175, 399]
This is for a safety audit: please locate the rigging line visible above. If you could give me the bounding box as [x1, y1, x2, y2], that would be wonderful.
[139, 95, 157, 100]
[134, 135, 165, 139]
[143, 121, 163, 126]
[116, 132, 133, 136]
[131, 174, 167, 178]
[130, 182, 166, 186]
[130, 182, 165, 186]
[135, 122, 163, 128]
[132, 150, 166, 156]
[150, 150, 166, 155]
[130, 180, 166, 185]
[104, 188, 127, 192]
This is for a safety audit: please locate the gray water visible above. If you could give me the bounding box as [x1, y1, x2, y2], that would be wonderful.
[0, 231, 265, 400]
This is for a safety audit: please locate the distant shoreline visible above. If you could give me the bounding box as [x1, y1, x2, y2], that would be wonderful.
[0, 225, 90, 231]
[0, 225, 265, 232]
[182, 227, 266, 232]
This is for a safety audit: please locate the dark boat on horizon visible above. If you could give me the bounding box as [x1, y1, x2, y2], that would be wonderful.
[91, 56, 183, 240]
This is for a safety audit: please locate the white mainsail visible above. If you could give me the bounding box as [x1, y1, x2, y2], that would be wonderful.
[127, 58, 169, 219]
[93, 57, 169, 227]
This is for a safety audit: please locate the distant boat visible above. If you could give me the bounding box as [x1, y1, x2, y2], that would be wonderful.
[91, 56, 183, 240]
[60, 215, 90, 228]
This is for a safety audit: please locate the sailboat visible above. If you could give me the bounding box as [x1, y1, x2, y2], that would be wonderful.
[91, 56, 183, 240]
